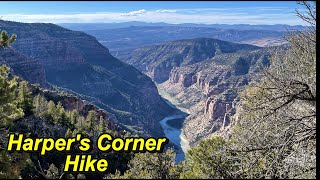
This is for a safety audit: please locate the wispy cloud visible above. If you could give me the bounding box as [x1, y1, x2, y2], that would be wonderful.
[155, 9, 177, 13]
[0, 7, 305, 25]
[121, 9, 147, 16]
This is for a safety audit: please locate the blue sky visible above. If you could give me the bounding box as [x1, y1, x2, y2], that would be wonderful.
[0, 1, 307, 25]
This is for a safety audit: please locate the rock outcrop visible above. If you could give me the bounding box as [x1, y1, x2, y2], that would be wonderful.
[29, 86, 123, 133]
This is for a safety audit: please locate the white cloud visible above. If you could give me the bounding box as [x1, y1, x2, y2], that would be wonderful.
[155, 9, 177, 13]
[121, 9, 147, 16]
[0, 7, 305, 25]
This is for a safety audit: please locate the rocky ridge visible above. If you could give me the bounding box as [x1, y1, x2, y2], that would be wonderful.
[125, 38, 260, 83]
[83, 26, 286, 60]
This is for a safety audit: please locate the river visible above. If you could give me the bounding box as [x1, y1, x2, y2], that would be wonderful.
[157, 86, 191, 163]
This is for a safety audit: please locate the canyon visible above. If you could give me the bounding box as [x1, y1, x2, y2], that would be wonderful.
[124, 38, 272, 145]
[0, 19, 175, 137]
[1, 20, 280, 151]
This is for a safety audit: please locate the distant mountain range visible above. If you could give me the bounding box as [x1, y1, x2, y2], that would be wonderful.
[67, 25, 288, 61]
[59, 21, 307, 31]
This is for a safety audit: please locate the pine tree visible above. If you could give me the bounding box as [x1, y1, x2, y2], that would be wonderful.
[0, 31, 16, 48]
[56, 102, 66, 125]
[110, 148, 177, 179]
[46, 100, 56, 122]
[86, 110, 97, 133]
[0, 65, 24, 128]
[99, 116, 107, 133]
[32, 94, 48, 118]
[17, 81, 32, 115]
[180, 137, 239, 179]
[0, 31, 30, 179]
[75, 116, 86, 133]
[66, 109, 78, 130]
[0, 31, 21, 127]
[69, 110, 79, 126]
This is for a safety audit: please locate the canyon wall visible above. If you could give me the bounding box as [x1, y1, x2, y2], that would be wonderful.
[0, 19, 175, 137]
[125, 38, 271, 145]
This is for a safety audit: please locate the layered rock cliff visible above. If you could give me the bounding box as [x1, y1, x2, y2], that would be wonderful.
[0, 48, 47, 87]
[162, 49, 270, 144]
[126, 38, 271, 145]
[125, 38, 260, 83]
[0, 20, 174, 137]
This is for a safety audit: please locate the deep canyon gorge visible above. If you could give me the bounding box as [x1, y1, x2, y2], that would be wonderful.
[0, 1, 316, 178]
[0, 19, 290, 160]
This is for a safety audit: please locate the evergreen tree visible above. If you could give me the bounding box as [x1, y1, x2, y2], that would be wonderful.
[69, 110, 79, 126]
[179, 137, 240, 179]
[17, 81, 32, 115]
[99, 116, 107, 133]
[32, 94, 48, 118]
[75, 116, 86, 134]
[0, 31, 21, 126]
[109, 149, 176, 179]
[46, 100, 56, 122]
[0, 31, 30, 179]
[86, 110, 97, 133]
[56, 102, 66, 125]
[0, 65, 24, 128]
[0, 31, 16, 48]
